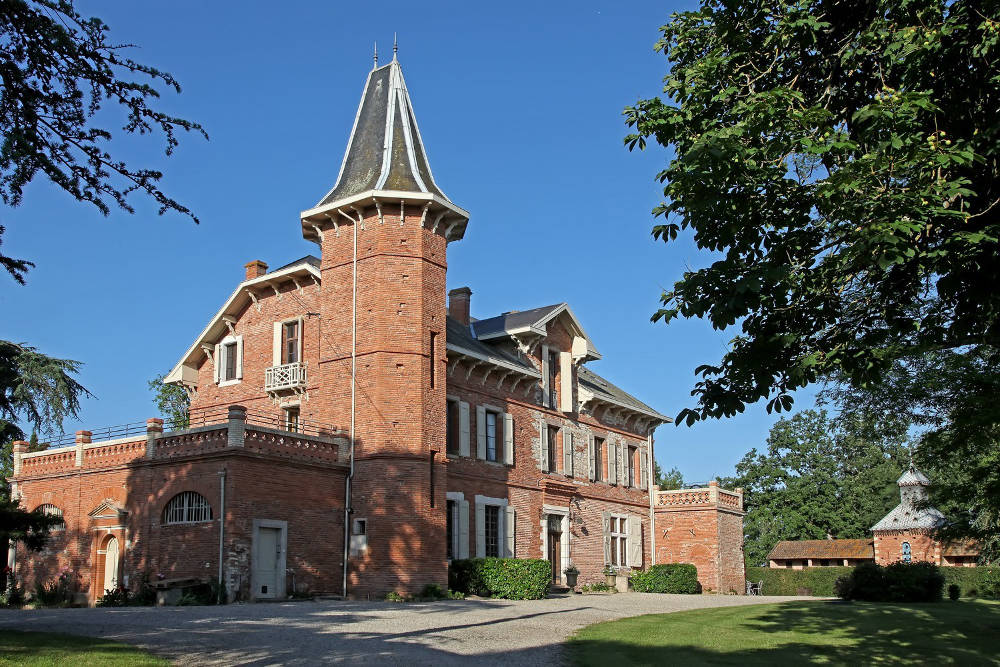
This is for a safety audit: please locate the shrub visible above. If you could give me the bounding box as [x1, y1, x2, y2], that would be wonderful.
[96, 584, 131, 607]
[948, 584, 961, 601]
[1, 581, 25, 608]
[836, 561, 943, 602]
[630, 564, 701, 594]
[747, 566, 854, 597]
[448, 558, 551, 600]
[580, 581, 615, 593]
[981, 568, 1000, 600]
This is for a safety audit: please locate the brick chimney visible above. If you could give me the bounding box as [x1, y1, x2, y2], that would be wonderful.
[245, 260, 268, 280]
[448, 287, 472, 325]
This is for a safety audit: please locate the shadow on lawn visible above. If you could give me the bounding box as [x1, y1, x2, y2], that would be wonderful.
[569, 600, 1000, 666]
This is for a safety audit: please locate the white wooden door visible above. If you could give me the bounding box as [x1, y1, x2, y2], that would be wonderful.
[104, 537, 120, 592]
[254, 527, 281, 598]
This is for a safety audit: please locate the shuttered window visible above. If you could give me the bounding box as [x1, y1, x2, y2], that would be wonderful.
[610, 516, 627, 566]
[223, 342, 238, 381]
[163, 491, 213, 524]
[627, 446, 637, 487]
[446, 399, 460, 455]
[484, 505, 500, 557]
[282, 321, 299, 364]
[547, 425, 560, 473]
[485, 411, 499, 461]
[446, 500, 457, 560]
[593, 437, 604, 481]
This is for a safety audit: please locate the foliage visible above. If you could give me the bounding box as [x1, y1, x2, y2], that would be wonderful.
[1, 576, 25, 607]
[448, 558, 551, 600]
[721, 409, 908, 566]
[948, 583, 961, 601]
[0, 0, 207, 284]
[822, 347, 1000, 560]
[625, 1, 1000, 426]
[746, 566, 854, 597]
[384, 591, 407, 602]
[580, 581, 616, 593]
[95, 583, 130, 607]
[567, 600, 1000, 666]
[982, 567, 1000, 601]
[148, 373, 189, 429]
[31, 568, 75, 607]
[0, 497, 63, 551]
[0, 629, 168, 665]
[834, 561, 943, 602]
[630, 564, 701, 594]
[655, 463, 684, 491]
[94, 575, 158, 607]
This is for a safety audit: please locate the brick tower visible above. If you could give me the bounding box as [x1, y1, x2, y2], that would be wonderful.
[300, 49, 470, 596]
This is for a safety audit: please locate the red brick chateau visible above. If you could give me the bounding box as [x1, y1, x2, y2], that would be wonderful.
[7, 54, 746, 603]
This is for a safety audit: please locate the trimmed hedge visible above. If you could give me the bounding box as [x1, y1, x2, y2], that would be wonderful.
[630, 564, 701, 594]
[835, 561, 944, 602]
[746, 566, 853, 597]
[448, 558, 551, 600]
[749, 565, 1000, 599]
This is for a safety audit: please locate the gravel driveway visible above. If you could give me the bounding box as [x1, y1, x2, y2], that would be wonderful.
[0, 592, 806, 665]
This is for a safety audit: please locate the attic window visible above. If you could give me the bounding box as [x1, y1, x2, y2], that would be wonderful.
[214, 335, 243, 385]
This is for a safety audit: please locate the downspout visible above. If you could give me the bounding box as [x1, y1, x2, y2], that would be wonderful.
[218, 468, 227, 602]
[341, 208, 359, 599]
[648, 432, 656, 566]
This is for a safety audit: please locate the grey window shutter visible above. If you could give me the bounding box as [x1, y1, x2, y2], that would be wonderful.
[563, 432, 574, 477]
[476, 405, 487, 459]
[214, 343, 222, 383]
[235, 335, 244, 380]
[459, 401, 471, 457]
[602, 511, 612, 565]
[475, 502, 486, 558]
[504, 506, 515, 557]
[639, 448, 648, 490]
[540, 344, 550, 407]
[627, 515, 643, 567]
[540, 421, 549, 472]
[272, 322, 282, 366]
[503, 413, 514, 465]
[459, 499, 470, 559]
[559, 351, 573, 412]
[605, 438, 618, 484]
[296, 316, 304, 362]
[587, 433, 596, 481]
[619, 443, 626, 486]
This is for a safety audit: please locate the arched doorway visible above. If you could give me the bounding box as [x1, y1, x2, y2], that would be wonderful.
[102, 536, 120, 593]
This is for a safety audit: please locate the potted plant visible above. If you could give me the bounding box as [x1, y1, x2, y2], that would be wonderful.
[563, 564, 580, 589]
[603, 565, 616, 587]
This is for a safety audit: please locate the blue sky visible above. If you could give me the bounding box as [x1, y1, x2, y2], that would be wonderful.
[1, 0, 815, 482]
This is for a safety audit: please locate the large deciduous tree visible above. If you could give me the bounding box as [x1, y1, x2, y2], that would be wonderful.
[722, 409, 909, 567]
[0, 0, 206, 284]
[625, 0, 1000, 423]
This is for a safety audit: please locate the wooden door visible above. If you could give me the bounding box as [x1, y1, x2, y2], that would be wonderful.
[548, 529, 561, 583]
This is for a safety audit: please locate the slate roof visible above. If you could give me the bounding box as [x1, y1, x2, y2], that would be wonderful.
[578, 366, 669, 421]
[446, 317, 535, 372]
[897, 467, 931, 486]
[471, 305, 564, 339]
[871, 503, 946, 532]
[767, 539, 875, 561]
[271, 255, 321, 273]
[317, 60, 448, 207]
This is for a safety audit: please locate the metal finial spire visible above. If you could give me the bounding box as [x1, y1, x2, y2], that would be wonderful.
[393, 33, 398, 60]
[373, 41, 378, 68]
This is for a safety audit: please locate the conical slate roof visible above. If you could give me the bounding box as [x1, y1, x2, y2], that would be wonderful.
[897, 466, 931, 486]
[317, 59, 448, 207]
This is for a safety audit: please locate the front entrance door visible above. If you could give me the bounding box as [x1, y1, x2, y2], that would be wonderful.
[103, 536, 120, 592]
[547, 515, 562, 584]
[255, 527, 281, 598]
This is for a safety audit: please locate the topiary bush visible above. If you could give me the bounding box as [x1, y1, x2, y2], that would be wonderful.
[747, 566, 854, 597]
[948, 583, 961, 601]
[630, 564, 701, 594]
[835, 561, 943, 602]
[448, 558, 551, 600]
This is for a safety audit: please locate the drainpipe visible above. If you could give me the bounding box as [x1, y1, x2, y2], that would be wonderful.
[340, 207, 360, 599]
[648, 432, 656, 566]
[218, 468, 227, 601]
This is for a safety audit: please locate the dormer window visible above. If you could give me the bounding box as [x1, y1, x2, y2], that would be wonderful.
[214, 335, 243, 386]
[224, 342, 238, 380]
[547, 349, 558, 407]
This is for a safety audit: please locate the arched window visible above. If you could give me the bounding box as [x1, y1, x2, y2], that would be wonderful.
[901, 541, 912, 563]
[163, 492, 213, 524]
[36, 503, 65, 531]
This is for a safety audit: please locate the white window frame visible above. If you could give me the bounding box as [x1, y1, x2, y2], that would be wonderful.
[273, 317, 304, 367]
[475, 494, 509, 558]
[541, 504, 571, 584]
[609, 513, 628, 568]
[217, 334, 243, 386]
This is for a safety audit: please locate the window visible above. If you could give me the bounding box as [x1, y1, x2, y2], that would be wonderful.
[446, 399, 460, 455]
[284, 407, 300, 433]
[547, 350, 558, 407]
[627, 446, 637, 487]
[282, 320, 299, 364]
[429, 331, 437, 388]
[484, 505, 500, 557]
[610, 516, 627, 567]
[485, 410, 498, 462]
[37, 504, 64, 532]
[593, 437, 605, 481]
[352, 518, 367, 535]
[223, 342, 238, 381]
[547, 425, 560, 473]
[446, 500, 457, 560]
[163, 492, 212, 524]
[901, 541, 912, 563]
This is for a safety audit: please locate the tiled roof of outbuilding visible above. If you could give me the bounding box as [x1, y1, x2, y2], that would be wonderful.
[767, 539, 875, 561]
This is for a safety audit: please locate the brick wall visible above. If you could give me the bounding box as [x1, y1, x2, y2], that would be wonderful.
[873, 530, 941, 565]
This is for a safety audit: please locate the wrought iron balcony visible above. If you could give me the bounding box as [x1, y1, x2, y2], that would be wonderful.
[264, 362, 307, 393]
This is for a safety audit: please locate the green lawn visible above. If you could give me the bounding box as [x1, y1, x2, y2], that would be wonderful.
[0, 631, 167, 666]
[568, 599, 1000, 666]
